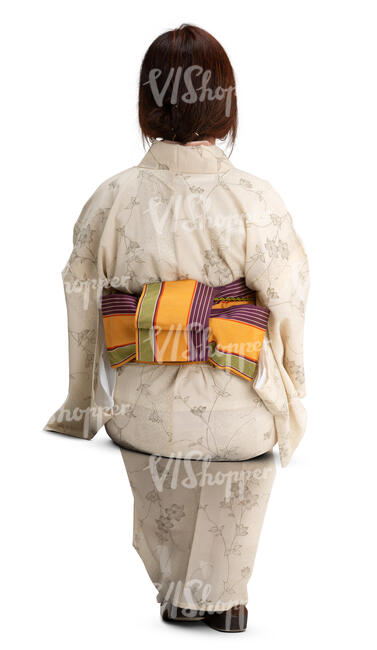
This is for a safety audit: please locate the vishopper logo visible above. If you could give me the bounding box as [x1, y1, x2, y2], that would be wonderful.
[141, 322, 209, 362]
[157, 579, 213, 616]
[144, 65, 236, 117]
[147, 451, 274, 501]
[55, 403, 131, 438]
[145, 194, 244, 241]
[139, 323, 263, 363]
[63, 274, 131, 310]
[157, 579, 247, 616]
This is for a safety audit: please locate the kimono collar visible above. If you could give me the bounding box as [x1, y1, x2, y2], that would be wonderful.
[137, 140, 234, 174]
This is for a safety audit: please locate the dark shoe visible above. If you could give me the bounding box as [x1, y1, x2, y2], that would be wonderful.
[160, 602, 205, 622]
[204, 604, 248, 632]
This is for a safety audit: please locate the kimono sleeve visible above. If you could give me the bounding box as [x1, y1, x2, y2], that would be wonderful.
[43, 179, 118, 439]
[245, 181, 310, 464]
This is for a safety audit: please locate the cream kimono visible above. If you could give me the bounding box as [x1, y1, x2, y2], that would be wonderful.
[44, 140, 309, 612]
[44, 140, 309, 468]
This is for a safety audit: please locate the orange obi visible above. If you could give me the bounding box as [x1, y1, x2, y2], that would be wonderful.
[101, 277, 269, 382]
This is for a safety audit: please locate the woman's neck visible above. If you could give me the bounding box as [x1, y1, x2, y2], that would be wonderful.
[162, 137, 215, 146]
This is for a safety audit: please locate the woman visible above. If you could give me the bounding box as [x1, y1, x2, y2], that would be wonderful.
[45, 24, 309, 633]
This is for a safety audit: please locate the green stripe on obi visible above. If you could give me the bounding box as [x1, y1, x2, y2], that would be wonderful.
[137, 282, 162, 361]
[208, 341, 257, 380]
[108, 344, 136, 367]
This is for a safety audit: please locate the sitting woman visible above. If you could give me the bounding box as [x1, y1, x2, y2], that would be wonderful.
[45, 24, 310, 633]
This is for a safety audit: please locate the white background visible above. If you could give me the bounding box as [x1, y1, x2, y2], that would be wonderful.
[1, 1, 376, 648]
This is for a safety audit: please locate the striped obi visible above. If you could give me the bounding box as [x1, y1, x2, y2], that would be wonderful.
[101, 278, 269, 382]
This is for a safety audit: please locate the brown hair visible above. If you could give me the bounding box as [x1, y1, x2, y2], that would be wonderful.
[138, 24, 237, 146]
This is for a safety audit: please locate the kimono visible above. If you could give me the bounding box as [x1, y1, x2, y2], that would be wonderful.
[44, 140, 309, 612]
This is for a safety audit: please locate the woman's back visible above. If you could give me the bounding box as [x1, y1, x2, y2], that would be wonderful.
[100, 139, 277, 460]
[46, 139, 309, 467]
[101, 141, 254, 293]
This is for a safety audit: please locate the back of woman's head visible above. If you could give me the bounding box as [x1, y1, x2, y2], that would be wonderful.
[139, 24, 237, 146]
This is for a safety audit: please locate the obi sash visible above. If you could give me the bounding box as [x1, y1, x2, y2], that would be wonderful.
[101, 278, 269, 382]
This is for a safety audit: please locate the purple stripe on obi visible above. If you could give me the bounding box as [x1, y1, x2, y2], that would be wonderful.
[102, 293, 139, 315]
[187, 282, 216, 362]
[209, 304, 269, 329]
[213, 277, 256, 301]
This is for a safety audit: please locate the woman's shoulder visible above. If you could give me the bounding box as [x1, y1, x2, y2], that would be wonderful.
[88, 165, 140, 202]
[227, 162, 290, 216]
[72, 166, 139, 246]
